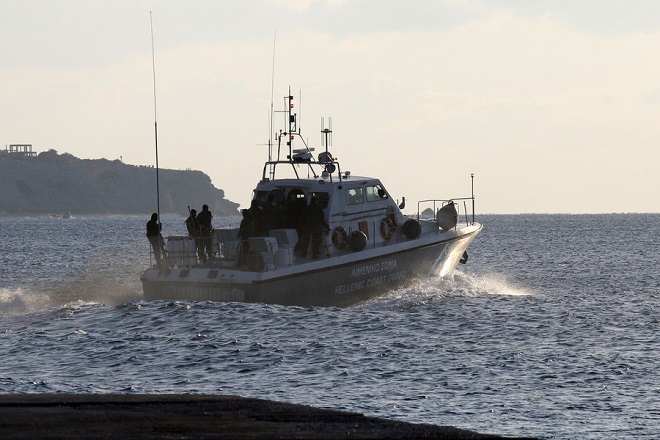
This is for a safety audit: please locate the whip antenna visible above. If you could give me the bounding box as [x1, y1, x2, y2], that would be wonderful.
[150, 11, 161, 221]
[269, 30, 276, 179]
[321, 117, 332, 153]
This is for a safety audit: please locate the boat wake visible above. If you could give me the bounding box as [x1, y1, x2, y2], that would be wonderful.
[0, 280, 142, 317]
[448, 270, 533, 297]
[358, 270, 533, 309]
[0, 296, 104, 332]
[0, 287, 65, 317]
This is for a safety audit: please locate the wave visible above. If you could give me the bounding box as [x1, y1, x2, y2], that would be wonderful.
[0, 287, 57, 316]
[447, 270, 533, 297]
[0, 288, 100, 318]
[359, 270, 533, 309]
[0, 281, 142, 317]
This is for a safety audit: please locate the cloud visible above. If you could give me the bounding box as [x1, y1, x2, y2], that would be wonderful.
[471, 0, 660, 35]
[266, 0, 345, 12]
[2, 2, 659, 213]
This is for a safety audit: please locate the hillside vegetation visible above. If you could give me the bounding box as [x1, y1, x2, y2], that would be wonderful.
[0, 150, 239, 216]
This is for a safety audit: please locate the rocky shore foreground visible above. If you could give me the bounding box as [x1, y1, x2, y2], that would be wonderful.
[0, 394, 537, 439]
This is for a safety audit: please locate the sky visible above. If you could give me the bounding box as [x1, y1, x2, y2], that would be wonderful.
[2, 0, 659, 214]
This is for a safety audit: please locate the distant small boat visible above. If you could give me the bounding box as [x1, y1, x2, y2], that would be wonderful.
[141, 89, 482, 307]
[62, 212, 72, 219]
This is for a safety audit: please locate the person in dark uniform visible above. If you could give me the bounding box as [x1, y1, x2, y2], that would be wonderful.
[237, 208, 254, 268]
[251, 203, 270, 237]
[297, 196, 329, 258]
[185, 209, 203, 261]
[264, 193, 286, 230]
[196, 204, 213, 262]
[308, 196, 330, 258]
[146, 212, 165, 268]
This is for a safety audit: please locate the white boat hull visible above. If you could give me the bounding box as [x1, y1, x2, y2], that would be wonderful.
[141, 224, 481, 307]
[141, 90, 484, 307]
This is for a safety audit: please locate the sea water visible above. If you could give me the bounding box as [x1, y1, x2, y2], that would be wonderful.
[0, 214, 658, 439]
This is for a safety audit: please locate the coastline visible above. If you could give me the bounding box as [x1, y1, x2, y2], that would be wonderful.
[0, 394, 536, 439]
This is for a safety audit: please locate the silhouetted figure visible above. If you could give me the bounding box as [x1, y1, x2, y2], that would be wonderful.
[146, 212, 165, 268]
[264, 193, 286, 230]
[297, 196, 329, 258]
[196, 204, 213, 262]
[238, 208, 254, 267]
[286, 191, 306, 230]
[269, 200, 287, 230]
[238, 209, 254, 240]
[251, 204, 270, 237]
[185, 209, 203, 261]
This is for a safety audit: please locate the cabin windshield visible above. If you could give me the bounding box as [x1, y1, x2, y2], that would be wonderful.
[311, 192, 330, 209]
[366, 184, 388, 202]
[253, 190, 271, 206]
[346, 188, 365, 206]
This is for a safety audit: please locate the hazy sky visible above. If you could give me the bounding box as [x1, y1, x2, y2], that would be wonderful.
[2, 0, 659, 214]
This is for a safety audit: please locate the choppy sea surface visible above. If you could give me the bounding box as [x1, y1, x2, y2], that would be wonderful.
[0, 214, 658, 439]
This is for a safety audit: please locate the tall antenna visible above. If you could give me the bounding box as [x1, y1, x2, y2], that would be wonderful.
[298, 89, 302, 137]
[269, 30, 276, 179]
[149, 11, 161, 221]
[321, 117, 332, 154]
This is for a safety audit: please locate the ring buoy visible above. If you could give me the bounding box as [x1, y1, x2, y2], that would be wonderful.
[380, 217, 396, 240]
[348, 231, 367, 252]
[331, 226, 348, 249]
[401, 219, 421, 239]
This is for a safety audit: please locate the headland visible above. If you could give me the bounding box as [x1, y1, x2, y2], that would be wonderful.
[0, 145, 239, 217]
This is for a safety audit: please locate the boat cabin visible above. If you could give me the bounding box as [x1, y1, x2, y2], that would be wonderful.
[248, 172, 403, 257]
[161, 90, 459, 272]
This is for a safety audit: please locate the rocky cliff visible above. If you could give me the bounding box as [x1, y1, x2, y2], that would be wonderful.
[0, 149, 240, 216]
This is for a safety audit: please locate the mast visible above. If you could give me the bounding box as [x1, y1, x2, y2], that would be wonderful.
[268, 30, 276, 180]
[321, 117, 332, 155]
[150, 11, 161, 220]
[287, 87, 296, 159]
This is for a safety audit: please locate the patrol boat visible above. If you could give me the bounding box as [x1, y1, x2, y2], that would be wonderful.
[141, 91, 482, 307]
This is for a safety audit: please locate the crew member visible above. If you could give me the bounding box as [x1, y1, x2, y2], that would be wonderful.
[146, 212, 165, 268]
[297, 196, 329, 258]
[196, 204, 213, 262]
[185, 209, 203, 261]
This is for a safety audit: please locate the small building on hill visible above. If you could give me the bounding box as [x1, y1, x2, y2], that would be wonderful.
[3, 144, 37, 157]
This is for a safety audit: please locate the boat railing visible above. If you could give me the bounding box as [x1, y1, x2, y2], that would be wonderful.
[164, 235, 199, 268]
[151, 197, 477, 270]
[417, 196, 477, 227]
[261, 157, 343, 183]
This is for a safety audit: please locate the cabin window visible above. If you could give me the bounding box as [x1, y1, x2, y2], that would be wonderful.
[311, 192, 330, 209]
[252, 190, 271, 207]
[287, 188, 307, 205]
[346, 188, 364, 205]
[366, 185, 388, 202]
[266, 189, 286, 205]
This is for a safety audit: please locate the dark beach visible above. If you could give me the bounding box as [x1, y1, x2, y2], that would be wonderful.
[0, 394, 535, 439]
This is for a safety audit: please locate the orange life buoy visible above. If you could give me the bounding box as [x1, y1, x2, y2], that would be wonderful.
[331, 226, 348, 249]
[380, 217, 396, 240]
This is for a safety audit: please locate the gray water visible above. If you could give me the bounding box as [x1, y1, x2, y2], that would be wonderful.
[0, 214, 658, 439]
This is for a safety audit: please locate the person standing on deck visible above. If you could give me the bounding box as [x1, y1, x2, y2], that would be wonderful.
[146, 213, 165, 268]
[185, 209, 203, 261]
[196, 204, 213, 262]
[308, 196, 329, 258]
[297, 196, 329, 258]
